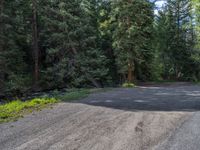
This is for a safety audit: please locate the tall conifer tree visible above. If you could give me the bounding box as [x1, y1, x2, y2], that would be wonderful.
[112, 0, 154, 83]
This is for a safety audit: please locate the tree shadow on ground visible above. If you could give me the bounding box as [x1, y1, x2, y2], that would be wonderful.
[74, 85, 200, 112]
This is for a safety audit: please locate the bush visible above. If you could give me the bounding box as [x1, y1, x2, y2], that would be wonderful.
[122, 82, 136, 88]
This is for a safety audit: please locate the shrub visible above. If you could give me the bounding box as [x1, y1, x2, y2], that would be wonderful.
[122, 82, 136, 88]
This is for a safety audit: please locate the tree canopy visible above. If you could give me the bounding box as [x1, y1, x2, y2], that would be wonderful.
[0, 0, 200, 95]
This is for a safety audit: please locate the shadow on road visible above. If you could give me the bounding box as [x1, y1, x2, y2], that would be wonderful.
[74, 84, 200, 112]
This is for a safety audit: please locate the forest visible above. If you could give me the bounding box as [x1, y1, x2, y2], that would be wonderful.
[0, 0, 200, 95]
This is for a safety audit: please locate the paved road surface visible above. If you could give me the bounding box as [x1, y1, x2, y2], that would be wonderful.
[1, 83, 200, 150]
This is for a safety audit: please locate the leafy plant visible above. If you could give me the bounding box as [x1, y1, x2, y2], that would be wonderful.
[0, 98, 57, 123]
[122, 83, 136, 88]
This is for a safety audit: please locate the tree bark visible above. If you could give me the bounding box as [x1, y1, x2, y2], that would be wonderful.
[128, 60, 134, 83]
[32, 0, 39, 86]
[127, 0, 134, 83]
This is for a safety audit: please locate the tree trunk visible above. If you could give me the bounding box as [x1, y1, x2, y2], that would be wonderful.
[32, 0, 39, 86]
[127, 60, 134, 83]
[126, 0, 134, 83]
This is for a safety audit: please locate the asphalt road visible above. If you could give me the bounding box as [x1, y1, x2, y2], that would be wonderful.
[0, 83, 200, 150]
[81, 83, 200, 112]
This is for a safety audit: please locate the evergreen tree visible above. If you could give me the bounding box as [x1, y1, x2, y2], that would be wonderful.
[32, 0, 40, 86]
[0, 0, 200, 95]
[98, 0, 118, 84]
[40, 0, 108, 88]
[112, 0, 154, 83]
[193, 0, 200, 49]
[155, 0, 198, 80]
[0, 0, 31, 93]
[0, 0, 5, 91]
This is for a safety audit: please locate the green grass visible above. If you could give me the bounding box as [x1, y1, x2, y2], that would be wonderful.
[54, 88, 111, 101]
[0, 88, 112, 123]
[0, 98, 57, 123]
[55, 89, 90, 101]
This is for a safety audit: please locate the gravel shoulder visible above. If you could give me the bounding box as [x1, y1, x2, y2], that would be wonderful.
[0, 84, 199, 150]
[155, 112, 200, 150]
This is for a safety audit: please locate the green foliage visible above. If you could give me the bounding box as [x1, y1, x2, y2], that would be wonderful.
[112, 0, 154, 82]
[0, 98, 57, 123]
[154, 0, 199, 81]
[0, 0, 32, 93]
[122, 83, 136, 88]
[193, 0, 200, 49]
[1, 0, 200, 95]
[54, 89, 90, 101]
[6, 75, 32, 93]
[0, 87, 112, 123]
[40, 0, 109, 88]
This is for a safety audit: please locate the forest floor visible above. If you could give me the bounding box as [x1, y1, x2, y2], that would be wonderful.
[0, 83, 200, 150]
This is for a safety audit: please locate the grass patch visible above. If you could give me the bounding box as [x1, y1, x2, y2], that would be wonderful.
[0, 88, 112, 123]
[0, 98, 57, 123]
[55, 89, 90, 102]
[55, 88, 113, 102]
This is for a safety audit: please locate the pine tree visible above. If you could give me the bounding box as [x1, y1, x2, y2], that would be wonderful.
[155, 0, 197, 80]
[0, 0, 31, 93]
[32, 0, 40, 86]
[1, 0, 200, 95]
[98, 0, 118, 84]
[193, 0, 200, 49]
[189, 0, 200, 80]
[112, 0, 154, 83]
[155, 6, 177, 79]
[0, 0, 5, 92]
[40, 0, 108, 88]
